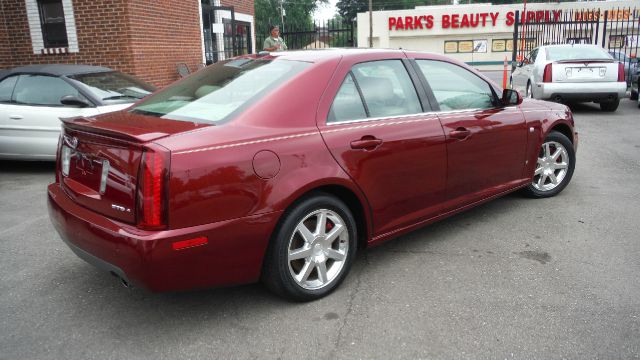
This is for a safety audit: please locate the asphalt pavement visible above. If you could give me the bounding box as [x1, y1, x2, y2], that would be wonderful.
[1, 100, 639, 359]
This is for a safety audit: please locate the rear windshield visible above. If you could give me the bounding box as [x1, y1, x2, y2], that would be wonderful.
[130, 59, 310, 124]
[546, 46, 612, 61]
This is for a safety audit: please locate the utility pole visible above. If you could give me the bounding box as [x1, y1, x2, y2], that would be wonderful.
[280, 0, 285, 33]
[369, 0, 373, 47]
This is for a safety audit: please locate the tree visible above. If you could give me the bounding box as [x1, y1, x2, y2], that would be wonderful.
[255, 0, 327, 33]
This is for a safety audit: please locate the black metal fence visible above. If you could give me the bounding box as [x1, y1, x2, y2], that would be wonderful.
[256, 20, 356, 52]
[512, 8, 640, 86]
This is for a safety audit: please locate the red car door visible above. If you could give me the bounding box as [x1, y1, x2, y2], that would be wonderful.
[413, 59, 528, 211]
[317, 56, 447, 239]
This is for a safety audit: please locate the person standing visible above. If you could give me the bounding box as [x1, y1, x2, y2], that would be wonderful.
[263, 25, 288, 52]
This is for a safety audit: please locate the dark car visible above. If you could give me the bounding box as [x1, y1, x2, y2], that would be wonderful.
[0, 64, 156, 160]
[48, 49, 577, 301]
[609, 50, 640, 100]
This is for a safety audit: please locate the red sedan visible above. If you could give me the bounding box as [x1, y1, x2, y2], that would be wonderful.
[48, 49, 577, 301]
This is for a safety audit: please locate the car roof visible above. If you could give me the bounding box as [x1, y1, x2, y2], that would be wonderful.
[0, 64, 113, 77]
[540, 44, 602, 49]
[250, 48, 406, 63]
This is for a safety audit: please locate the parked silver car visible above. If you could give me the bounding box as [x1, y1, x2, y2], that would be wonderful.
[0, 64, 156, 160]
[511, 44, 627, 111]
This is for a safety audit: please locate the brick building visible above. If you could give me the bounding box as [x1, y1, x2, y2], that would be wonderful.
[0, 0, 256, 87]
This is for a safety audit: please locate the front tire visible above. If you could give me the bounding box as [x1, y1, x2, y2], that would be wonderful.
[262, 194, 357, 301]
[526, 82, 533, 99]
[522, 131, 575, 198]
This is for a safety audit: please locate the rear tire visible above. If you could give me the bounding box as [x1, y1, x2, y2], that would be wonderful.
[600, 98, 619, 112]
[262, 193, 357, 301]
[522, 131, 575, 198]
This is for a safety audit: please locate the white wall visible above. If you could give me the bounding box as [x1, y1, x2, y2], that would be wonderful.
[357, 1, 638, 70]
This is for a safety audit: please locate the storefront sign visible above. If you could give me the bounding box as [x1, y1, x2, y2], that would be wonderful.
[444, 39, 491, 53]
[457, 41, 474, 53]
[609, 35, 626, 49]
[388, 12, 514, 31]
[492, 39, 506, 52]
[491, 39, 514, 52]
[575, 9, 632, 21]
[444, 41, 458, 53]
[388, 10, 567, 31]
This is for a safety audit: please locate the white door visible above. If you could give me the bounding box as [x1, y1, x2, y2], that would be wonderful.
[0, 74, 99, 160]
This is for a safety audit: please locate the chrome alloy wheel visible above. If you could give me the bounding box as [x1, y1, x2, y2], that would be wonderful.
[287, 209, 349, 290]
[533, 141, 569, 192]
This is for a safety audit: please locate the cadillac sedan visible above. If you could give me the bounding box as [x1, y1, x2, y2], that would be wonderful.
[48, 49, 577, 301]
[0, 64, 155, 160]
[512, 44, 627, 111]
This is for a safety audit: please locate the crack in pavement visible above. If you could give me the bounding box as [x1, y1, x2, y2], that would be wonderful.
[327, 252, 369, 360]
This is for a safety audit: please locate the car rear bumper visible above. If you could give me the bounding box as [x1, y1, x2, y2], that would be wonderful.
[538, 81, 627, 102]
[48, 182, 280, 292]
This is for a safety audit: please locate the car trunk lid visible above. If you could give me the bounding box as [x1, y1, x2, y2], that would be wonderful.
[550, 59, 619, 83]
[59, 111, 210, 224]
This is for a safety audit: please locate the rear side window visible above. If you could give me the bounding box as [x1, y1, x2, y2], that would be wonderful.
[13, 74, 81, 106]
[416, 60, 496, 111]
[0, 76, 18, 102]
[351, 60, 422, 118]
[328, 73, 367, 123]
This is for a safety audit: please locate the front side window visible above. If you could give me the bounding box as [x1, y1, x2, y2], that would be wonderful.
[529, 48, 539, 63]
[351, 60, 422, 118]
[38, 0, 68, 47]
[131, 59, 309, 124]
[416, 60, 496, 111]
[13, 75, 81, 106]
[0, 76, 19, 103]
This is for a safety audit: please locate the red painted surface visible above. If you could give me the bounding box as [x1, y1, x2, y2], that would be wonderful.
[48, 49, 577, 292]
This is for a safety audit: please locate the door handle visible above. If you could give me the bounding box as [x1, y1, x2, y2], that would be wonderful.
[449, 128, 471, 140]
[350, 136, 383, 150]
[9, 115, 23, 120]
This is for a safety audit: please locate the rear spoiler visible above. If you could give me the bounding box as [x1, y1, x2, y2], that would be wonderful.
[60, 116, 170, 143]
[554, 59, 614, 64]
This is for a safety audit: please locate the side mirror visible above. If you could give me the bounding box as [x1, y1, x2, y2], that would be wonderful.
[501, 88, 522, 106]
[60, 95, 91, 108]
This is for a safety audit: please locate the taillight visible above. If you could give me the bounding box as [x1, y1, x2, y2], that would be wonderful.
[55, 132, 63, 183]
[543, 63, 553, 83]
[137, 145, 170, 229]
[617, 62, 625, 82]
